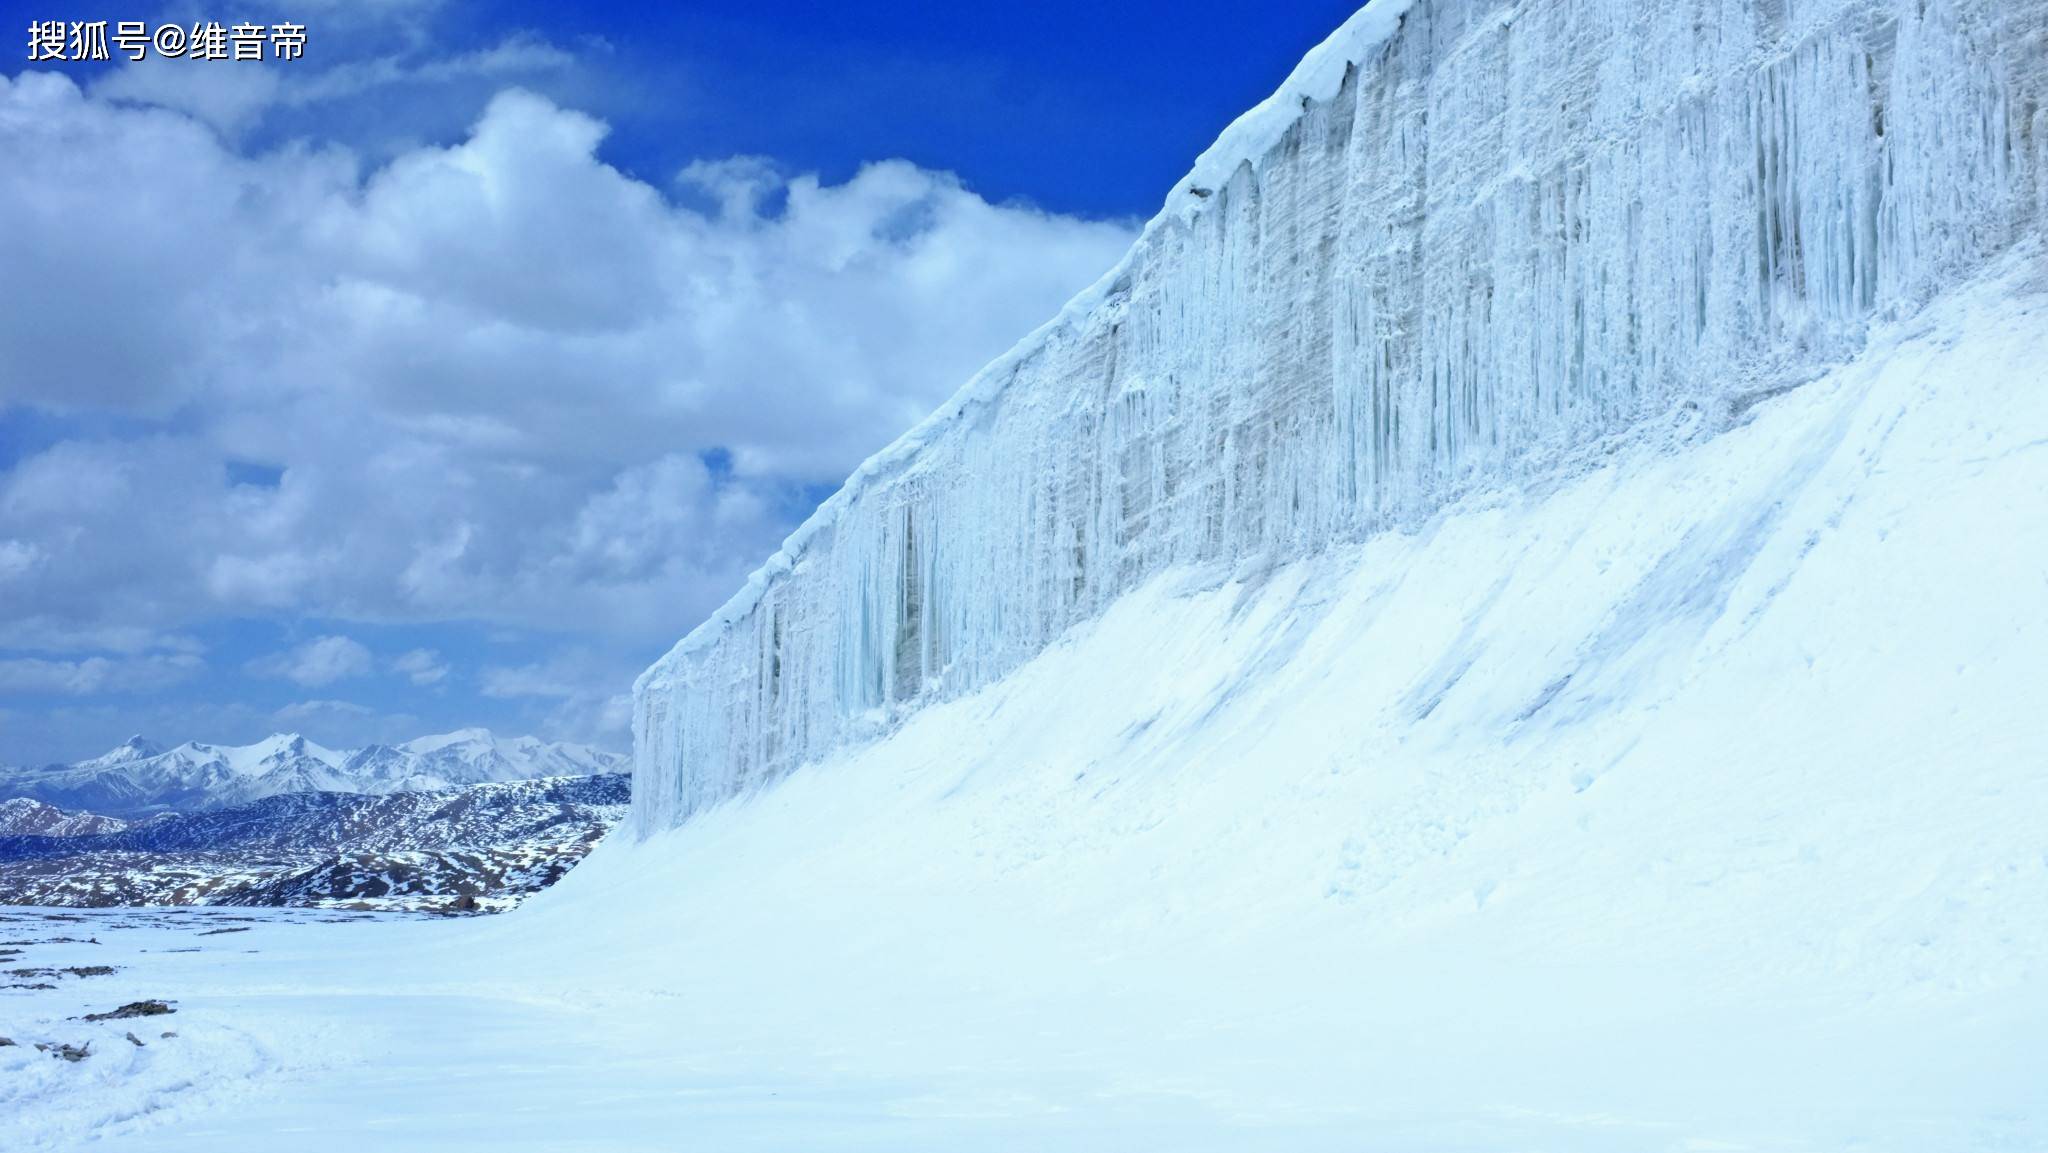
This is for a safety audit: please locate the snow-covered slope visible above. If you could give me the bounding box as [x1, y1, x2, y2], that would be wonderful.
[509, 260, 2048, 1147]
[633, 0, 2048, 830]
[0, 798, 126, 838]
[0, 731, 625, 817]
[8, 260, 2034, 1151]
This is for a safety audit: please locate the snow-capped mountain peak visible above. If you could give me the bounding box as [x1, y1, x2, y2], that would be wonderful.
[76, 735, 165, 769]
[398, 727, 494, 755]
[225, 733, 346, 775]
[0, 730, 625, 818]
[341, 728, 622, 793]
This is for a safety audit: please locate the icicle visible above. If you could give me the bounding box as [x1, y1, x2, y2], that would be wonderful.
[632, 0, 2047, 835]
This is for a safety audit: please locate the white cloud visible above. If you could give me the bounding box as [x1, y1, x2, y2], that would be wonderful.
[0, 652, 204, 695]
[91, 29, 576, 138]
[92, 58, 282, 137]
[0, 539, 43, 580]
[479, 650, 637, 744]
[281, 34, 577, 108]
[0, 621, 203, 656]
[478, 662, 575, 699]
[0, 74, 1135, 659]
[391, 647, 449, 686]
[274, 698, 375, 721]
[0, 70, 1136, 754]
[248, 635, 375, 687]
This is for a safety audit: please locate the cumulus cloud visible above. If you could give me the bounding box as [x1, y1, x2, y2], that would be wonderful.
[0, 65, 1135, 757]
[248, 635, 375, 687]
[0, 74, 1133, 649]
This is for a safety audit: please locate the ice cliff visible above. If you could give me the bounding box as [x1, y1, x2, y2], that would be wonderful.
[633, 0, 2048, 833]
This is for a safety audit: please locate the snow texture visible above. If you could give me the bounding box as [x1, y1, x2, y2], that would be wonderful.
[634, 0, 2048, 831]
[4, 257, 2046, 1148]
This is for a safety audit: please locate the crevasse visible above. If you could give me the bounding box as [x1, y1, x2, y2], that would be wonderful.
[632, 0, 2048, 834]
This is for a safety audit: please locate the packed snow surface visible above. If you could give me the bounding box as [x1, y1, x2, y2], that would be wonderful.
[4, 258, 2045, 1149]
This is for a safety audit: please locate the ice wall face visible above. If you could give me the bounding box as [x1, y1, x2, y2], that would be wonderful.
[634, 0, 2048, 834]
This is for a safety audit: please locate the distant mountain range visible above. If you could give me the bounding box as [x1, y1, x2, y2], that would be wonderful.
[0, 773, 630, 912]
[0, 729, 626, 818]
[0, 797, 129, 838]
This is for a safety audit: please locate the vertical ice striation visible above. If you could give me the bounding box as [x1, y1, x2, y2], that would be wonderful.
[633, 0, 2048, 834]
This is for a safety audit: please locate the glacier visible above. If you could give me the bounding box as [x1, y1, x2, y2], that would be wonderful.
[633, 0, 2048, 831]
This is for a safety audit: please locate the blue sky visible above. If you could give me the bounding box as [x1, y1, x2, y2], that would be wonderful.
[9, 0, 1365, 214]
[0, 1, 1366, 763]
[483, 0, 1367, 214]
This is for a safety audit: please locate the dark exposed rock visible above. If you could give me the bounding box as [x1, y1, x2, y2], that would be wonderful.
[83, 1000, 174, 1021]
